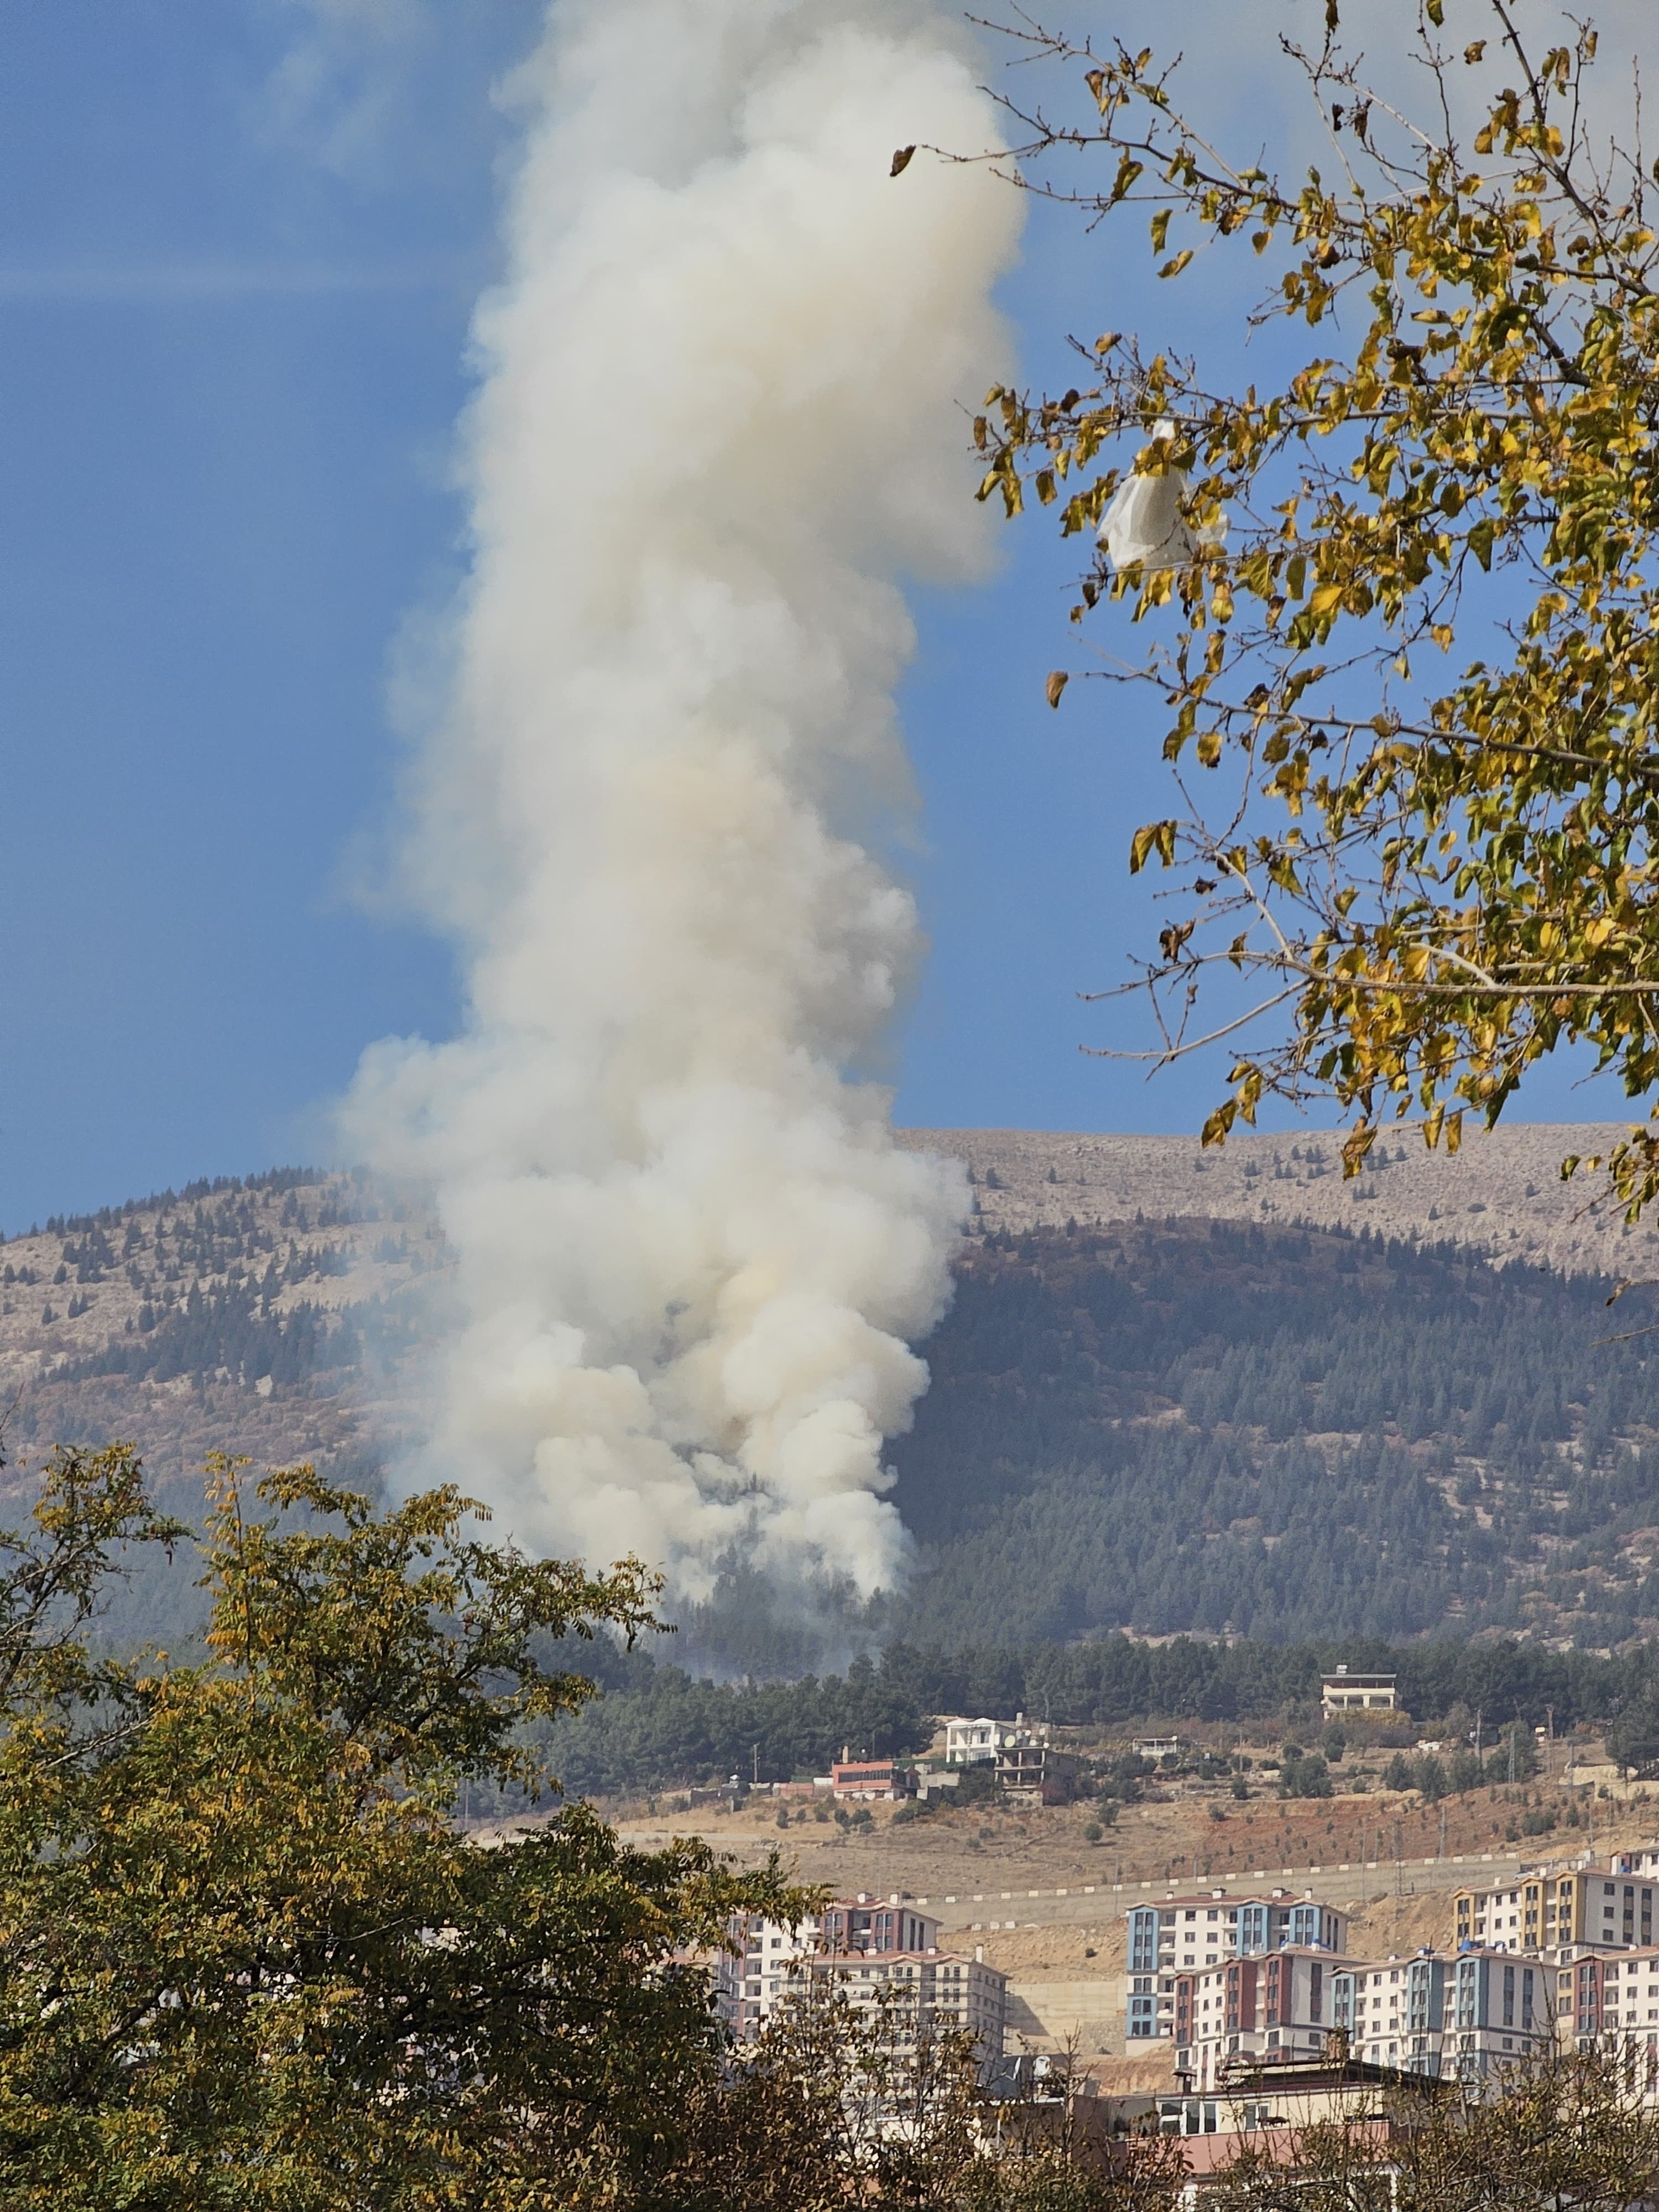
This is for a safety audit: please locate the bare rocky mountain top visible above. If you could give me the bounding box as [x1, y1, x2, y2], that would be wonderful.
[901, 1122, 1657, 1278]
[0, 1167, 446, 1396]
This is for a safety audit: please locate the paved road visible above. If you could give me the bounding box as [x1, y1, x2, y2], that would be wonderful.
[918, 1849, 1535, 1931]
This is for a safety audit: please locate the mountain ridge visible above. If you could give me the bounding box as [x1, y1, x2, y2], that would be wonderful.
[4, 1125, 1657, 1658]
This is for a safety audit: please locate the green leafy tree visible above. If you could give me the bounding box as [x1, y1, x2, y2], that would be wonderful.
[1278, 1750, 1334, 1798]
[1485, 1719, 1542, 1780]
[972, 3, 1659, 1204]
[1605, 1693, 1659, 1777]
[0, 1444, 805, 2208]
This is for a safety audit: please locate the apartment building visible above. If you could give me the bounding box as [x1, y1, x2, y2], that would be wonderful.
[712, 1895, 943, 2041]
[1171, 1947, 1344, 2089]
[1332, 1949, 1550, 2079]
[820, 1896, 941, 1955]
[1453, 1869, 1585, 1951]
[1556, 1944, 1659, 2052]
[795, 1947, 1009, 2065]
[1590, 1869, 1658, 1948]
[712, 1910, 823, 2043]
[1453, 1865, 1652, 1952]
[1127, 1888, 1348, 2042]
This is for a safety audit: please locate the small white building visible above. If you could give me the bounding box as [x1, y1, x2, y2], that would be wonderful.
[942, 1715, 1022, 1766]
[1321, 1667, 1397, 1714]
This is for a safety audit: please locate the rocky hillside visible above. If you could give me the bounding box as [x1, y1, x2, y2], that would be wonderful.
[0, 1166, 450, 1647]
[899, 1121, 1659, 1279]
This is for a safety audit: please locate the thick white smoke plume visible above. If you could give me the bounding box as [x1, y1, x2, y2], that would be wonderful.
[343, 0, 1022, 1602]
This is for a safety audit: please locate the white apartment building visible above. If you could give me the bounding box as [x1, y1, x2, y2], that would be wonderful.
[1176, 1947, 1553, 2089]
[1594, 1866, 1659, 1948]
[713, 1898, 941, 2041]
[713, 1909, 826, 2042]
[1335, 1949, 1550, 2080]
[1558, 1943, 1659, 2053]
[796, 1947, 1009, 2065]
[1455, 1864, 1652, 1952]
[711, 1895, 1006, 2062]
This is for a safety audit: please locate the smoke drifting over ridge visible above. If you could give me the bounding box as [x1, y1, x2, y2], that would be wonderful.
[343, 0, 1022, 1603]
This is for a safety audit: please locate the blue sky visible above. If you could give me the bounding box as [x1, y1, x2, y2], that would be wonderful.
[0, 0, 1628, 1230]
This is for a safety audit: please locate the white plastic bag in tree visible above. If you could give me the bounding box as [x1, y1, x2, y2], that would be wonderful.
[1098, 418, 1225, 571]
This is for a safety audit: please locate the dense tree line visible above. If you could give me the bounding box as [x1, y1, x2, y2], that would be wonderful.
[18, 1164, 325, 1246]
[523, 1628, 1659, 1799]
[878, 1630, 1657, 1736]
[535, 1647, 933, 1801]
[53, 1281, 416, 1394]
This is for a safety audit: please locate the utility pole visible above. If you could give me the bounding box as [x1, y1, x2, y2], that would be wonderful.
[1439, 1802, 1447, 1860]
[753, 1743, 759, 1788]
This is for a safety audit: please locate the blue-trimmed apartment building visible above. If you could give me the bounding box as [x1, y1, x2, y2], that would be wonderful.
[1127, 1888, 1349, 2042]
[1331, 1948, 1547, 2078]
